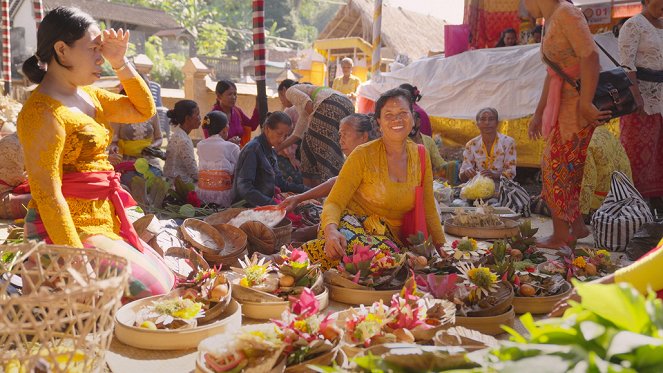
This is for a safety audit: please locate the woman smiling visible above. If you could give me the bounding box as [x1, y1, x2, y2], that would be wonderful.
[302, 88, 444, 270]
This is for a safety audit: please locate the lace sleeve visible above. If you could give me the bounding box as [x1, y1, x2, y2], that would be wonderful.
[618, 20, 642, 71]
[91, 77, 157, 124]
[560, 6, 597, 59]
[17, 103, 83, 247]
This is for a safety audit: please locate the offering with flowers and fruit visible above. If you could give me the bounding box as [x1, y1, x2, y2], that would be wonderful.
[177, 267, 232, 323]
[230, 251, 327, 319]
[272, 288, 342, 369]
[324, 243, 406, 305]
[416, 263, 513, 319]
[198, 324, 286, 373]
[335, 281, 455, 348]
[540, 247, 617, 281]
[405, 233, 453, 274]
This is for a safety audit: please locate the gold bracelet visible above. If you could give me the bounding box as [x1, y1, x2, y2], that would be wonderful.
[112, 58, 130, 72]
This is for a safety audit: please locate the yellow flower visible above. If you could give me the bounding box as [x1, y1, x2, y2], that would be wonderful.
[467, 267, 497, 288]
[596, 250, 611, 258]
[239, 277, 249, 287]
[573, 256, 587, 269]
[294, 320, 309, 333]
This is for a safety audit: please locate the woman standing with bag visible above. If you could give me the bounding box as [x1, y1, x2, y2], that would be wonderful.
[526, 0, 612, 248]
[618, 0, 663, 206]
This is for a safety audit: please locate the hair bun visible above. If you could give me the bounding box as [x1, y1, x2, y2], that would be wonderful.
[166, 109, 176, 119]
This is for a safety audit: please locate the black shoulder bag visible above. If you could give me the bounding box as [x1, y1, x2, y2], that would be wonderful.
[541, 41, 638, 119]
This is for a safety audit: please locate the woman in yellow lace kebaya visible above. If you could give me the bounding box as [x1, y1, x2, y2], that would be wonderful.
[302, 88, 445, 270]
[460, 107, 517, 183]
[17, 7, 174, 300]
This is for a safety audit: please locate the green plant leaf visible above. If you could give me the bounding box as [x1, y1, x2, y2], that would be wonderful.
[574, 281, 650, 334]
[179, 204, 196, 218]
[579, 321, 606, 341]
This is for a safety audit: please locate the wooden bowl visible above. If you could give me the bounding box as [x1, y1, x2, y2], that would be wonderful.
[454, 306, 515, 336]
[239, 287, 329, 321]
[326, 283, 399, 306]
[444, 218, 520, 239]
[114, 297, 242, 350]
[181, 219, 226, 256]
[465, 281, 514, 317]
[513, 280, 573, 315]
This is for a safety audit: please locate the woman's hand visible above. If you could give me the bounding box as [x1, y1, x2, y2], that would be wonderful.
[278, 195, 301, 213]
[324, 224, 346, 260]
[528, 113, 543, 140]
[229, 136, 241, 145]
[579, 101, 612, 127]
[102, 28, 130, 68]
[480, 169, 500, 179]
[461, 168, 477, 181]
[108, 142, 119, 155]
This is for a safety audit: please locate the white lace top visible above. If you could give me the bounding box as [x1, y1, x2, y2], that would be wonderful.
[163, 126, 198, 183]
[619, 14, 663, 115]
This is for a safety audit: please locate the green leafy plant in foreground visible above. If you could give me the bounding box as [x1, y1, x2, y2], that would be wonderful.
[469, 281, 663, 372]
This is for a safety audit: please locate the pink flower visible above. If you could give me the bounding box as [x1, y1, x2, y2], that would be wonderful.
[451, 240, 459, 249]
[289, 249, 308, 263]
[289, 288, 319, 318]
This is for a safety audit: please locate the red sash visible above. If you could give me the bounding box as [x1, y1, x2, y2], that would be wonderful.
[61, 171, 144, 252]
[0, 179, 30, 194]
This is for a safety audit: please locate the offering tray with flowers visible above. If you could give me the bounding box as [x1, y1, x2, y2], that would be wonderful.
[415, 263, 514, 336]
[486, 239, 572, 315]
[196, 289, 342, 373]
[540, 246, 618, 282]
[333, 280, 456, 350]
[114, 292, 242, 350]
[323, 243, 406, 305]
[229, 250, 328, 320]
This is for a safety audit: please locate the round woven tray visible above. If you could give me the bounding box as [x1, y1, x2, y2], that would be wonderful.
[326, 283, 399, 306]
[114, 297, 242, 350]
[181, 219, 226, 255]
[241, 218, 292, 255]
[201, 224, 248, 267]
[239, 287, 329, 320]
[454, 306, 515, 336]
[513, 280, 573, 315]
[444, 218, 520, 239]
[204, 208, 244, 226]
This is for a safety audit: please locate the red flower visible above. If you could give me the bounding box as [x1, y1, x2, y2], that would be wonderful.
[186, 191, 202, 208]
[451, 240, 459, 249]
[525, 267, 535, 273]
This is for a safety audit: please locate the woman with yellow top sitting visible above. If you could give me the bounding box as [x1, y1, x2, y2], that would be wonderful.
[301, 88, 445, 270]
[459, 107, 517, 183]
[17, 7, 174, 301]
[332, 57, 362, 101]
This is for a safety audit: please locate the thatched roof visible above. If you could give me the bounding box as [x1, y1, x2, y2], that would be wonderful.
[43, 0, 180, 30]
[318, 0, 446, 60]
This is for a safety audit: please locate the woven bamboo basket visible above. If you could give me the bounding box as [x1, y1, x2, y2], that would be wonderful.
[513, 280, 573, 315]
[0, 243, 129, 373]
[454, 306, 516, 336]
[181, 219, 226, 256]
[114, 298, 242, 350]
[203, 208, 244, 226]
[241, 218, 292, 255]
[201, 224, 248, 267]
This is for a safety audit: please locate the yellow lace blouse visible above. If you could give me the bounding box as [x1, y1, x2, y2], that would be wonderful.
[320, 139, 445, 246]
[17, 77, 156, 248]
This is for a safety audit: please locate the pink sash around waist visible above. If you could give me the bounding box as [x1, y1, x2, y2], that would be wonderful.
[543, 64, 581, 139]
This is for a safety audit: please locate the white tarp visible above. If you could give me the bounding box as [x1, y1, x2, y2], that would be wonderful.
[357, 33, 620, 120]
